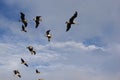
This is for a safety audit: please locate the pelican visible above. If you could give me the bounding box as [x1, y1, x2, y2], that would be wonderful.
[36, 69, 40, 74]
[33, 16, 42, 28]
[20, 12, 28, 27]
[21, 25, 27, 32]
[46, 30, 52, 42]
[21, 58, 28, 67]
[27, 46, 36, 55]
[66, 11, 78, 32]
[13, 70, 21, 78]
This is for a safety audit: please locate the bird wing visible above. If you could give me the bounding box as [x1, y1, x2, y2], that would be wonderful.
[24, 63, 28, 67]
[20, 12, 25, 20]
[69, 11, 78, 23]
[35, 21, 39, 28]
[66, 23, 71, 32]
[46, 30, 50, 35]
[18, 75, 21, 78]
[36, 16, 40, 20]
[22, 25, 27, 32]
[13, 70, 17, 74]
[21, 58, 24, 63]
[22, 25, 25, 30]
[36, 69, 39, 73]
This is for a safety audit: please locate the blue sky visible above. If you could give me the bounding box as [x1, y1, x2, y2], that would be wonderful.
[0, 0, 120, 80]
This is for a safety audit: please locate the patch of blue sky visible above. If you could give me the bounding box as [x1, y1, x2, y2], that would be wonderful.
[83, 36, 106, 47]
[0, 1, 19, 21]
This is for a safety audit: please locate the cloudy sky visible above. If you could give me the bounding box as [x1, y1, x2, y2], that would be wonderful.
[0, 0, 120, 80]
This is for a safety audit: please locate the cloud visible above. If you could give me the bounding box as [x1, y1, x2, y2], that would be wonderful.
[0, 0, 120, 80]
[0, 40, 120, 80]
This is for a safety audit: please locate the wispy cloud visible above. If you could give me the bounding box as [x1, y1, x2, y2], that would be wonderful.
[0, 0, 120, 80]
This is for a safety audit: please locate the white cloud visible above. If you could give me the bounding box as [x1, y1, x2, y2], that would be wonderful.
[0, 0, 120, 80]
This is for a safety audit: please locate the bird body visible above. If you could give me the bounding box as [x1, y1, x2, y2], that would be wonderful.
[66, 11, 78, 32]
[46, 30, 52, 42]
[13, 70, 21, 78]
[27, 46, 36, 55]
[21, 58, 28, 67]
[34, 16, 42, 28]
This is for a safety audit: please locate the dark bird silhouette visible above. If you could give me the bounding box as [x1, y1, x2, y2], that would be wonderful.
[21, 25, 27, 32]
[66, 11, 78, 32]
[33, 16, 42, 28]
[36, 69, 40, 74]
[13, 70, 21, 78]
[27, 46, 36, 55]
[21, 58, 28, 67]
[20, 12, 28, 27]
[46, 30, 52, 42]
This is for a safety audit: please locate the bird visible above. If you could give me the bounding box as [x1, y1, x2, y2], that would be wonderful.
[33, 16, 42, 28]
[13, 70, 21, 78]
[46, 30, 52, 42]
[21, 58, 28, 67]
[21, 25, 27, 32]
[36, 69, 40, 74]
[20, 12, 28, 27]
[66, 11, 78, 32]
[27, 46, 36, 55]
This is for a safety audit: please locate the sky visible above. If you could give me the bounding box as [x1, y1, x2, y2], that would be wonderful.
[0, 0, 120, 80]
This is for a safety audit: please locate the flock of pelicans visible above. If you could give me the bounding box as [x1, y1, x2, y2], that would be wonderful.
[13, 11, 78, 80]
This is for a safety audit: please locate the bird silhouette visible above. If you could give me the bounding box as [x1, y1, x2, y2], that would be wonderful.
[21, 58, 28, 67]
[33, 16, 42, 28]
[46, 30, 52, 42]
[13, 70, 21, 78]
[20, 12, 28, 27]
[66, 11, 78, 32]
[27, 46, 36, 55]
[36, 69, 40, 74]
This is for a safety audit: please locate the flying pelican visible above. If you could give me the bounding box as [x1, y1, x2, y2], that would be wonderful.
[27, 46, 36, 55]
[21, 58, 28, 67]
[20, 12, 28, 27]
[33, 16, 42, 28]
[46, 30, 52, 42]
[21, 25, 27, 32]
[66, 11, 78, 32]
[36, 69, 40, 74]
[13, 70, 21, 78]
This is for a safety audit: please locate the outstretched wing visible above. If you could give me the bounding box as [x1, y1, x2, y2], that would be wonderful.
[18, 75, 21, 78]
[21, 58, 24, 63]
[35, 21, 39, 28]
[20, 12, 25, 20]
[66, 23, 71, 32]
[46, 30, 51, 35]
[24, 63, 29, 67]
[36, 16, 41, 20]
[13, 70, 17, 74]
[36, 69, 40, 73]
[69, 11, 78, 23]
